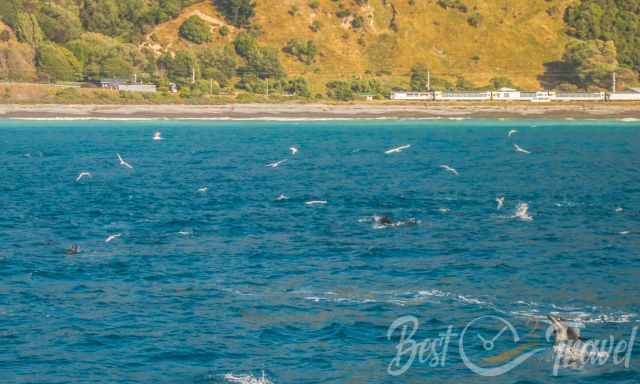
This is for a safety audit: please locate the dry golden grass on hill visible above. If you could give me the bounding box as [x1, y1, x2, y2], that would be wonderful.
[144, 0, 577, 92]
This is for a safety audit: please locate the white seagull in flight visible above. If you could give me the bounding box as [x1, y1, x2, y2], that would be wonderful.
[508, 129, 518, 137]
[385, 144, 411, 155]
[289, 146, 299, 155]
[105, 233, 122, 243]
[117, 153, 133, 169]
[440, 164, 459, 176]
[266, 159, 287, 168]
[514, 144, 531, 155]
[153, 131, 163, 141]
[197, 187, 208, 193]
[496, 196, 505, 210]
[76, 172, 92, 182]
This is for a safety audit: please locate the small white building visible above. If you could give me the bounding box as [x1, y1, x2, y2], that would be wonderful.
[390, 91, 433, 100]
[608, 88, 640, 101]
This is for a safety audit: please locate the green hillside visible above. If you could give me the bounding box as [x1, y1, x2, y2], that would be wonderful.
[1, 0, 639, 101]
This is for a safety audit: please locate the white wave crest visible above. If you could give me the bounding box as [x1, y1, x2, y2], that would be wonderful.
[224, 372, 272, 384]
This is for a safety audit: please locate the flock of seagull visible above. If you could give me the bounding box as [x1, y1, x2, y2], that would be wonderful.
[67, 128, 536, 253]
[61, 125, 630, 382]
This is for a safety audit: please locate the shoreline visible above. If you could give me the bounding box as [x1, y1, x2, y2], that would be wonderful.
[1, 103, 640, 120]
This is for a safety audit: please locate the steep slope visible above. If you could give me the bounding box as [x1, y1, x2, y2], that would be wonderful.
[145, 0, 575, 91]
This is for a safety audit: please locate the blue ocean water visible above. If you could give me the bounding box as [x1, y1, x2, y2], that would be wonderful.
[0, 118, 639, 383]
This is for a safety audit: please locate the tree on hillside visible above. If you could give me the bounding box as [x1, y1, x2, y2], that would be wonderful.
[36, 43, 83, 81]
[163, 50, 200, 86]
[15, 12, 44, 47]
[563, 39, 618, 88]
[179, 16, 212, 44]
[0, 30, 10, 42]
[101, 56, 134, 78]
[81, 0, 127, 37]
[565, 0, 640, 71]
[234, 33, 285, 79]
[213, 0, 256, 27]
[37, 4, 83, 43]
[233, 32, 258, 57]
[198, 46, 238, 87]
[0, 41, 37, 81]
[410, 64, 430, 91]
[66, 32, 150, 80]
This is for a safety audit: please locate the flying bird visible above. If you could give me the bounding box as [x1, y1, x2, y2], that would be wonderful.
[153, 131, 163, 141]
[266, 159, 287, 168]
[385, 144, 411, 155]
[76, 172, 92, 182]
[440, 164, 459, 176]
[508, 129, 518, 137]
[117, 153, 133, 169]
[289, 146, 299, 155]
[496, 196, 505, 210]
[197, 187, 208, 193]
[276, 194, 289, 201]
[105, 233, 122, 243]
[514, 144, 531, 155]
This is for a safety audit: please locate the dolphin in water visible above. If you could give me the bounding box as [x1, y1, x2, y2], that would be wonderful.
[372, 215, 420, 229]
[66, 244, 80, 256]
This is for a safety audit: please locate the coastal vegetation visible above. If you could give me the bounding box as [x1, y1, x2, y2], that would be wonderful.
[0, 0, 639, 103]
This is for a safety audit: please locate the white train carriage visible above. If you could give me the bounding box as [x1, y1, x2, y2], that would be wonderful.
[389, 92, 434, 100]
[551, 92, 606, 101]
[492, 89, 521, 101]
[608, 92, 640, 101]
[519, 91, 552, 102]
[433, 91, 492, 101]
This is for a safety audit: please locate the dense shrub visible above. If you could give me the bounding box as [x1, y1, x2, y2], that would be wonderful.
[326, 80, 353, 101]
[283, 39, 317, 65]
[179, 16, 212, 44]
[213, 0, 256, 27]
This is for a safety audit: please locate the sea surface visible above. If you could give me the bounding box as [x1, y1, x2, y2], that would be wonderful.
[0, 118, 639, 383]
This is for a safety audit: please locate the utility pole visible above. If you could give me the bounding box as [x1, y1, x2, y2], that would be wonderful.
[612, 71, 616, 93]
[191, 66, 195, 84]
[266, 78, 269, 98]
[427, 71, 431, 91]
